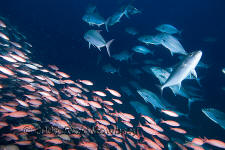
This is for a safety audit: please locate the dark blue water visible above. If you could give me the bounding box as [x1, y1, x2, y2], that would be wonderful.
[1, 0, 225, 145]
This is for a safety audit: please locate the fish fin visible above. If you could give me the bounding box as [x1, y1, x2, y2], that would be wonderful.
[105, 17, 110, 32]
[170, 51, 174, 56]
[88, 42, 91, 49]
[11, 125, 16, 130]
[137, 122, 142, 127]
[2, 113, 9, 118]
[191, 69, 197, 78]
[106, 39, 114, 57]
[187, 73, 192, 79]
[97, 46, 101, 51]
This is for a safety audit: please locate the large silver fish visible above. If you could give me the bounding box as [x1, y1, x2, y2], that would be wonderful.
[159, 50, 202, 93]
[84, 30, 114, 56]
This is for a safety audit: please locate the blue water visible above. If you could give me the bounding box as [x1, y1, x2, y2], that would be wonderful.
[0, 0, 225, 148]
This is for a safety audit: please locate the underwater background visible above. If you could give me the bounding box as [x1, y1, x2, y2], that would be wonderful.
[0, 0, 225, 149]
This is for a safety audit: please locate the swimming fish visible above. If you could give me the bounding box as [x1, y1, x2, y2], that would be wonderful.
[84, 30, 114, 56]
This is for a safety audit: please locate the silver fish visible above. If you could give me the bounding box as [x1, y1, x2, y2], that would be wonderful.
[160, 50, 202, 93]
[160, 33, 187, 55]
[156, 24, 181, 34]
[132, 45, 154, 55]
[84, 30, 114, 56]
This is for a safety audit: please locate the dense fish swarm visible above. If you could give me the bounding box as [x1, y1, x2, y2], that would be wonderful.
[0, 4, 225, 150]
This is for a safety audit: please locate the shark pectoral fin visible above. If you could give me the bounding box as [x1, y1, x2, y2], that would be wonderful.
[191, 69, 197, 78]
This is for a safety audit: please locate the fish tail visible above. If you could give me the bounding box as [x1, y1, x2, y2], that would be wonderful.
[106, 39, 114, 57]
[2, 113, 9, 118]
[11, 125, 15, 130]
[137, 122, 141, 127]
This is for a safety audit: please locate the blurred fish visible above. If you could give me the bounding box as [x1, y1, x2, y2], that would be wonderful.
[156, 24, 181, 34]
[130, 101, 155, 119]
[128, 68, 143, 80]
[124, 5, 141, 17]
[85, 4, 97, 14]
[105, 9, 128, 32]
[160, 33, 187, 56]
[120, 86, 133, 96]
[137, 89, 173, 110]
[82, 13, 107, 29]
[132, 45, 154, 55]
[112, 50, 133, 62]
[202, 108, 225, 130]
[102, 64, 119, 74]
[125, 27, 138, 36]
[138, 35, 162, 45]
